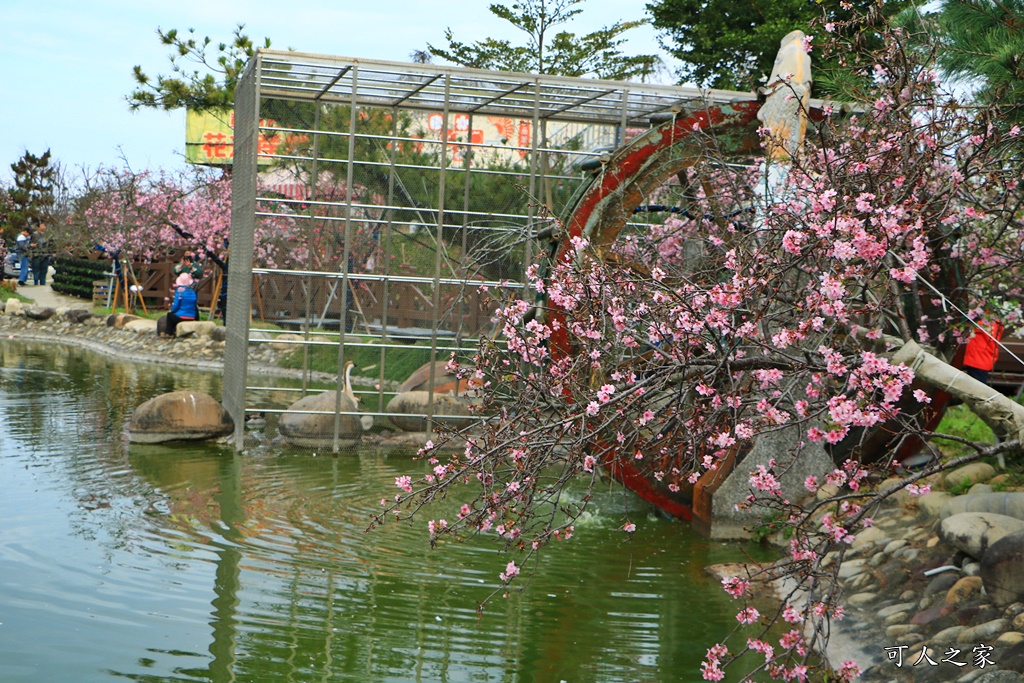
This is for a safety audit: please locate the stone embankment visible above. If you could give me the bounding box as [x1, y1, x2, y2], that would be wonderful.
[0, 299, 300, 374]
[812, 463, 1024, 683]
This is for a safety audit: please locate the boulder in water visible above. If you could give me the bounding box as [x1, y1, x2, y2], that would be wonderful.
[386, 391, 477, 432]
[128, 390, 233, 444]
[397, 360, 476, 395]
[279, 390, 363, 448]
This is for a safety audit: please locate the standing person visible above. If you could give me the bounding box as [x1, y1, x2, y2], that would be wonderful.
[173, 252, 204, 280]
[29, 223, 50, 286]
[14, 227, 31, 286]
[161, 273, 199, 337]
[963, 317, 1006, 386]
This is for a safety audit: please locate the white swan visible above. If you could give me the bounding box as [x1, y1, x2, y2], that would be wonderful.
[343, 360, 374, 431]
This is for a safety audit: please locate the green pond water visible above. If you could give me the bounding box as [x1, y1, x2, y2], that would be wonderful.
[0, 341, 773, 682]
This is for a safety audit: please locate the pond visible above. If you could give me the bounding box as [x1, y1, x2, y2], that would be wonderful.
[0, 341, 773, 682]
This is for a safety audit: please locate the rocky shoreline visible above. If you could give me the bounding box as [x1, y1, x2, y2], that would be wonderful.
[776, 464, 1024, 683]
[0, 299, 332, 379]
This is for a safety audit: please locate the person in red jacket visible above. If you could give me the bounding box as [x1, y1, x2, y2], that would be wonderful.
[963, 318, 1005, 385]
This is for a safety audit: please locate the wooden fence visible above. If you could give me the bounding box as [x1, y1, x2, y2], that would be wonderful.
[252, 273, 495, 336]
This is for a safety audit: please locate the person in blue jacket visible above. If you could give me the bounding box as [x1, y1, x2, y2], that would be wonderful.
[162, 272, 199, 337]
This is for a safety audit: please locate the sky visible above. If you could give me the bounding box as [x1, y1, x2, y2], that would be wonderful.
[0, 0, 676, 182]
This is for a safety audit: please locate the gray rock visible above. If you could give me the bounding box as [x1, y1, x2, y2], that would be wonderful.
[897, 632, 925, 646]
[60, 308, 93, 324]
[848, 592, 879, 607]
[107, 313, 142, 328]
[884, 539, 909, 555]
[901, 548, 921, 563]
[942, 493, 1024, 521]
[965, 562, 982, 577]
[925, 572, 961, 596]
[976, 673, 1024, 683]
[946, 463, 997, 488]
[125, 319, 158, 334]
[959, 671, 992, 683]
[884, 611, 910, 625]
[1000, 641, 1024, 674]
[971, 484, 996, 495]
[919, 491, 953, 517]
[879, 602, 918, 619]
[279, 390, 364, 448]
[981, 530, 1024, 607]
[23, 305, 55, 320]
[959, 618, 1008, 642]
[999, 633, 1024, 647]
[386, 391, 479, 432]
[838, 558, 868, 579]
[269, 332, 304, 350]
[932, 625, 966, 643]
[176, 321, 218, 338]
[958, 671, 999, 683]
[939, 513, 1024, 558]
[128, 390, 234, 444]
[886, 623, 919, 637]
[851, 526, 890, 551]
[4, 298, 23, 315]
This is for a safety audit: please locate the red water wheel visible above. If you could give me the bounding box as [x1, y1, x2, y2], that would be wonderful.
[545, 100, 953, 519]
[545, 101, 764, 519]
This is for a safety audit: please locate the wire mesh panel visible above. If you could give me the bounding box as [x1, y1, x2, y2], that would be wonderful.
[224, 55, 261, 447]
[226, 51, 753, 452]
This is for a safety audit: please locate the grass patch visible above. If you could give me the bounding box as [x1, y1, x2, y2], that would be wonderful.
[948, 476, 974, 496]
[934, 404, 996, 457]
[278, 335, 438, 384]
[0, 283, 32, 303]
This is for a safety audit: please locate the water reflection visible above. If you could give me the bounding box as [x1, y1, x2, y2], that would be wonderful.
[0, 341, 771, 682]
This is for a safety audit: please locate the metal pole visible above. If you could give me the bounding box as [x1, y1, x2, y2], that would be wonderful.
[426, 74, 452, 436]
[524, 79, 541, 290]
[618, 88, 630, 147]
[379, 107, 399, 413]
[302, 103, 322, 397]
[459, 113, 473, 340]
[333, 65, 359, 452]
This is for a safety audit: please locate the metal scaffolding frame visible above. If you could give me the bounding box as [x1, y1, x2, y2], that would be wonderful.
[224, 50, 757, 449]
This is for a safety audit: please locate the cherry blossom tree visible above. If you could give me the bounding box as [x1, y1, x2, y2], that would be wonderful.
[373, 9, 1024, 681]
[71, 166, 300, 268]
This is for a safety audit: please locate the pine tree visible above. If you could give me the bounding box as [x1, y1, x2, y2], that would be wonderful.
[428, 0, 660, 80]
[128, 24, 271, 112]
[647, 0, 910, 91]
[936, 0, 1024, 126]
[6, 150, 56, 242]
